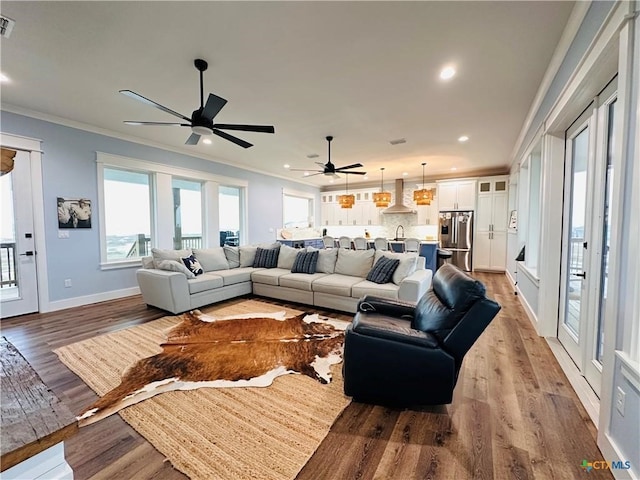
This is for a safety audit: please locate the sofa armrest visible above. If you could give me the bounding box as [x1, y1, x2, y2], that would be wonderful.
[352, 312, 439, 349]
[398, 268, 433, 303]
[136, 268, 191, 314]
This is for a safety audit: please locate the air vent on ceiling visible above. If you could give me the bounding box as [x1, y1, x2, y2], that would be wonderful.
[389, 138, 406, 145]
[0, 15, 15, 38]
[306, 153, 319, 159]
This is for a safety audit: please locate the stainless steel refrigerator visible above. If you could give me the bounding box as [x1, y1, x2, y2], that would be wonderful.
[439, 211, 474, 271]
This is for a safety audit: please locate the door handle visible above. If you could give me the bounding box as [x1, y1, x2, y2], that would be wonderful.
[575, 272, 587, 279]
[19, 251, 35, 256]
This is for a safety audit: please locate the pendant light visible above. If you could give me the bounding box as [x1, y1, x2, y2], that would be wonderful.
[338, 173, 355, 209]
[372, 167, 392, 207]
[413, 162, 434, 205]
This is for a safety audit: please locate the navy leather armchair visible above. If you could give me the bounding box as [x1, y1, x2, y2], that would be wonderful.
[343, 264, 501, 406]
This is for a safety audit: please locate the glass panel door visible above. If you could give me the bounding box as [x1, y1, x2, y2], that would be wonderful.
[0, 150, 38, 318]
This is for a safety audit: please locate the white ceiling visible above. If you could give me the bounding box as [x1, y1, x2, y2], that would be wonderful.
[0, 1, 575, 187]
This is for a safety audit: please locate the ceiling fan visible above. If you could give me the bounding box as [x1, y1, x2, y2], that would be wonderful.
[290, 136, 366, 178]
[120, 59, 275, 148]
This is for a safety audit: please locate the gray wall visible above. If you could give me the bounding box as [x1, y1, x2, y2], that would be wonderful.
[515, 269, 538, 317]
[1, 111, 319, 302]
[609, 358, 640, 471]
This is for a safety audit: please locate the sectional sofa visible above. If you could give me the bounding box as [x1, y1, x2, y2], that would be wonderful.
[136, 243, 433, 314]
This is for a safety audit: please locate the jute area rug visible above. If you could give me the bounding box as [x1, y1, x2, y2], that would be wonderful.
[55, 299, 351, 480]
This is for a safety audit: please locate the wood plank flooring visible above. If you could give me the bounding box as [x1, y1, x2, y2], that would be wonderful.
[1, 273, 612, 479]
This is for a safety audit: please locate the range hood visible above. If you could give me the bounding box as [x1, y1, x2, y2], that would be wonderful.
[382, 179, 416, 214]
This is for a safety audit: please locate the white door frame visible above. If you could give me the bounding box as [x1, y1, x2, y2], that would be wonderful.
[0, 133, 49, 314]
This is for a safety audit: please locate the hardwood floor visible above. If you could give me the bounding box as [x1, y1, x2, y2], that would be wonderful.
[1, 273, 612, 479]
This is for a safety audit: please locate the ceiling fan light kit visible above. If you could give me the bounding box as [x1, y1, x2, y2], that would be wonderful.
[120, 58, 275, 148]
[373, 167, 392, 208]
[414, 162, 435, 206]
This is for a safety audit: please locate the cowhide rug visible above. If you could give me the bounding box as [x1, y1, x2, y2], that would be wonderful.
[78, 310, 347, 426]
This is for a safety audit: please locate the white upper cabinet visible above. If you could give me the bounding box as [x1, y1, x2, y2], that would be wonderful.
[437, 180, 477, 210]
[474, 175, 509, 271]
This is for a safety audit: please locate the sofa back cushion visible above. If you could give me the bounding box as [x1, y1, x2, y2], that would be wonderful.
[151, 248, 193, 269]
[277, 244, 299, 270]
[335, 248, 375, 278]
[315, 247, 338, 274]
[193, 248, 229, 272]
[412, 264, 487, 339]
[373, 250, 418, 285]
[156, 259, 195, 278]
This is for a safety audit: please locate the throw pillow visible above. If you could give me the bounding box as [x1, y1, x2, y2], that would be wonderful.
[192, 248, 229, 272]
[366, 257, 400, 284]
[315, 247, 338, 273]
[156, 259, 195, 279]
[223, 245, 240, 268]
[277, 244, 300, 270]
[291, 250, 319, 274]
[239, 245, 258, 267]
[151, 248, 193, 269]
[181, 254, 204, 276]
[373, 250, 418, 285]
[253, 247, 280, 268]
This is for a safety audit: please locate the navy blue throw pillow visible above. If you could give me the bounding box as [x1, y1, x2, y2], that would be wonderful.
[253, 247, 280, 268]
[366, 257, 400, 284]
[291, 250, 319, 274]
[182, 254, 204, 276]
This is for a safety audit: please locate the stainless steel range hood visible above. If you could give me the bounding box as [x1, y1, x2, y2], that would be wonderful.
[382, 179, 416, 214]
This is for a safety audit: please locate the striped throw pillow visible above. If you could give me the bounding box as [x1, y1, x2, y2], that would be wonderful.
[291, 250, 319, 274]
[366, 256, 400, 284]
[253, 247, 280, 268]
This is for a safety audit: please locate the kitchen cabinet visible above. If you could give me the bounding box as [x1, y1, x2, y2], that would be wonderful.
[321, 189, 382, 226]
[437, 180, 476, 210]
[474, 176, 508, 271]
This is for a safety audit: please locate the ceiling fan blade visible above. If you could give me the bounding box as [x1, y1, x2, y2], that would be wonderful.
[342, 171, 367, 175]
[120, 90, 191, 122]
[202, 93, 228, 121]
[290, 168, 323, 172]
[304, 172, 325, 177]
[212, 129, 253, 149]
[213, 124, 275, 134]
[124, 121, 191, 126]
[314, 162, 327, 168]
[335, 163, 364, 171]
[185, 133, 201, 145]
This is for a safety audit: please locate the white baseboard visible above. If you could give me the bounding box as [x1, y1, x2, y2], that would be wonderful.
[515, 284, 539, 331]
[44, 286, 140, 313]
[599, 432, 637, 480]
[505, 269, 516, 287]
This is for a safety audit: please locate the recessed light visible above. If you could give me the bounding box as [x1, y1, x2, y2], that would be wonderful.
[458, 135, 469, 142]
[329, 179, 334, 184]
[402, 172, 408, 176]
[202, 138, 212, 145]
[283, 164, 290, 169]
[0, 73, 10, 83]
[303, 171, 310, 176]
[451, 167, 457, 171]
[439, 65, 456, 80]
[363, 176, 368, 180]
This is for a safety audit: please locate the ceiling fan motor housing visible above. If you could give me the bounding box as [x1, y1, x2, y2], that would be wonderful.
[191, 108, 214, 135]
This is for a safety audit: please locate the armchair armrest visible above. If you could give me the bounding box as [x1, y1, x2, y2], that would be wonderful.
[136, 268, 191, 314]
[352, 312, 439, 349]
[357, 295, 415, 319]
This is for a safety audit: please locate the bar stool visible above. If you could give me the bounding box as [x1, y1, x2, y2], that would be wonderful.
[353, 237, 368, 250]
[436, 249, 453, 271]
[338, 236, 352, 249]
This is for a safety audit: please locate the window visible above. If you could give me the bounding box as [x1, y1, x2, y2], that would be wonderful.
[102, 168, 152, 262]
[219, 186, 242, 246]
[517, 144, 542, 275]
[172, 178, 203, 250]
[98, 152, 248, 267]
[283, 189, 314, 229]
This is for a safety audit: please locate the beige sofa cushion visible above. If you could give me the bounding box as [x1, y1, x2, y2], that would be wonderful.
[214, 267, 257, 286]
[193, 247, 229, 272]
[279, 272, 329, 292]
[315, 248, 338, 274]
[277, 244, 299, 270]
[251, 268, 291, 286]
[351, 280, 399, 300]
[374, 250, 418, 285]
[188, 273, 224, 294]
[151, 248, 192, 268]
[334, 249, 375, 278]
[311, 274, 363, 296]
[156, 259, 195, 278]
[223, 246, 240, 268]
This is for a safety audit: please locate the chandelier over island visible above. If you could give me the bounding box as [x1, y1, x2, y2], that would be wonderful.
[413, 162, 435, 206]
[372, 167, 392, 208]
